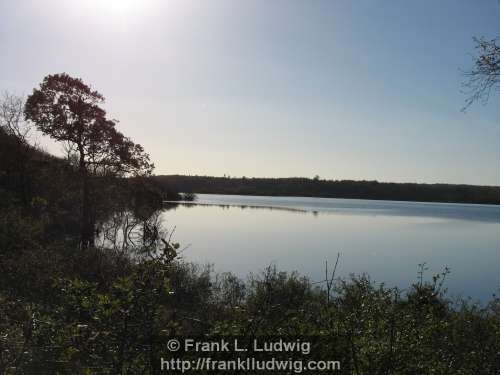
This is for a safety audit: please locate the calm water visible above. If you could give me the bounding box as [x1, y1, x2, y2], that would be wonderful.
[161, 194, 500, 301]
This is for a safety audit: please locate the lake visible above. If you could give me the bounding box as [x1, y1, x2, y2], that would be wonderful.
[161, 194, 500, 301]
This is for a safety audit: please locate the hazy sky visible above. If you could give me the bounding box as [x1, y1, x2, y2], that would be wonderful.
[2, 0, 500, 184]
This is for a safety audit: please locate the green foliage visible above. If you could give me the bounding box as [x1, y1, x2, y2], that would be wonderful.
[2, 248, 500, 373]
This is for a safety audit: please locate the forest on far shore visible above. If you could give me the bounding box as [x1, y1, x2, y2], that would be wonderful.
[153, 175, 500, 205]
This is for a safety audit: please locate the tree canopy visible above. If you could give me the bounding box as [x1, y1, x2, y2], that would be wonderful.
[24, 73, 154, 248]
[24, 73, 153, 177]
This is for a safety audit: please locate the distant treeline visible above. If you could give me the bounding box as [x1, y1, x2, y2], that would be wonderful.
[152, 175, 500, 205]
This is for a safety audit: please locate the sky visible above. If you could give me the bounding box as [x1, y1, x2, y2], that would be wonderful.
[1, 0, 500, 185]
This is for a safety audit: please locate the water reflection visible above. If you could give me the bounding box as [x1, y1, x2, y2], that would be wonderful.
[164, 201, 308, 214]
[164, 194, 500, 223]
[161, 194, 500, 301]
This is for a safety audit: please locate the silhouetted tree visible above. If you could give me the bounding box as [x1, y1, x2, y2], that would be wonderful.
[463, 37, 500, 110]
[0, 93, 36, 205]
[25, 73, 154, 248]
[0, 92, 33, 144]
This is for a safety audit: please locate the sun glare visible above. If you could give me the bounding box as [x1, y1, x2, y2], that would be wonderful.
[102, 0, 140, 12]
[90, 0, 146, 15]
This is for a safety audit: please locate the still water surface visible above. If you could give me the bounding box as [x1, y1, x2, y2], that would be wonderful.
[161, 194, 500, 301]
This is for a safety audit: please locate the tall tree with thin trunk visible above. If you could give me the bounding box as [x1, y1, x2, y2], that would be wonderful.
[25, 73, 154, 248]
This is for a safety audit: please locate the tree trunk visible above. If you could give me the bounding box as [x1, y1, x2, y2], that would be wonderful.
[79, 146, 94, 249]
